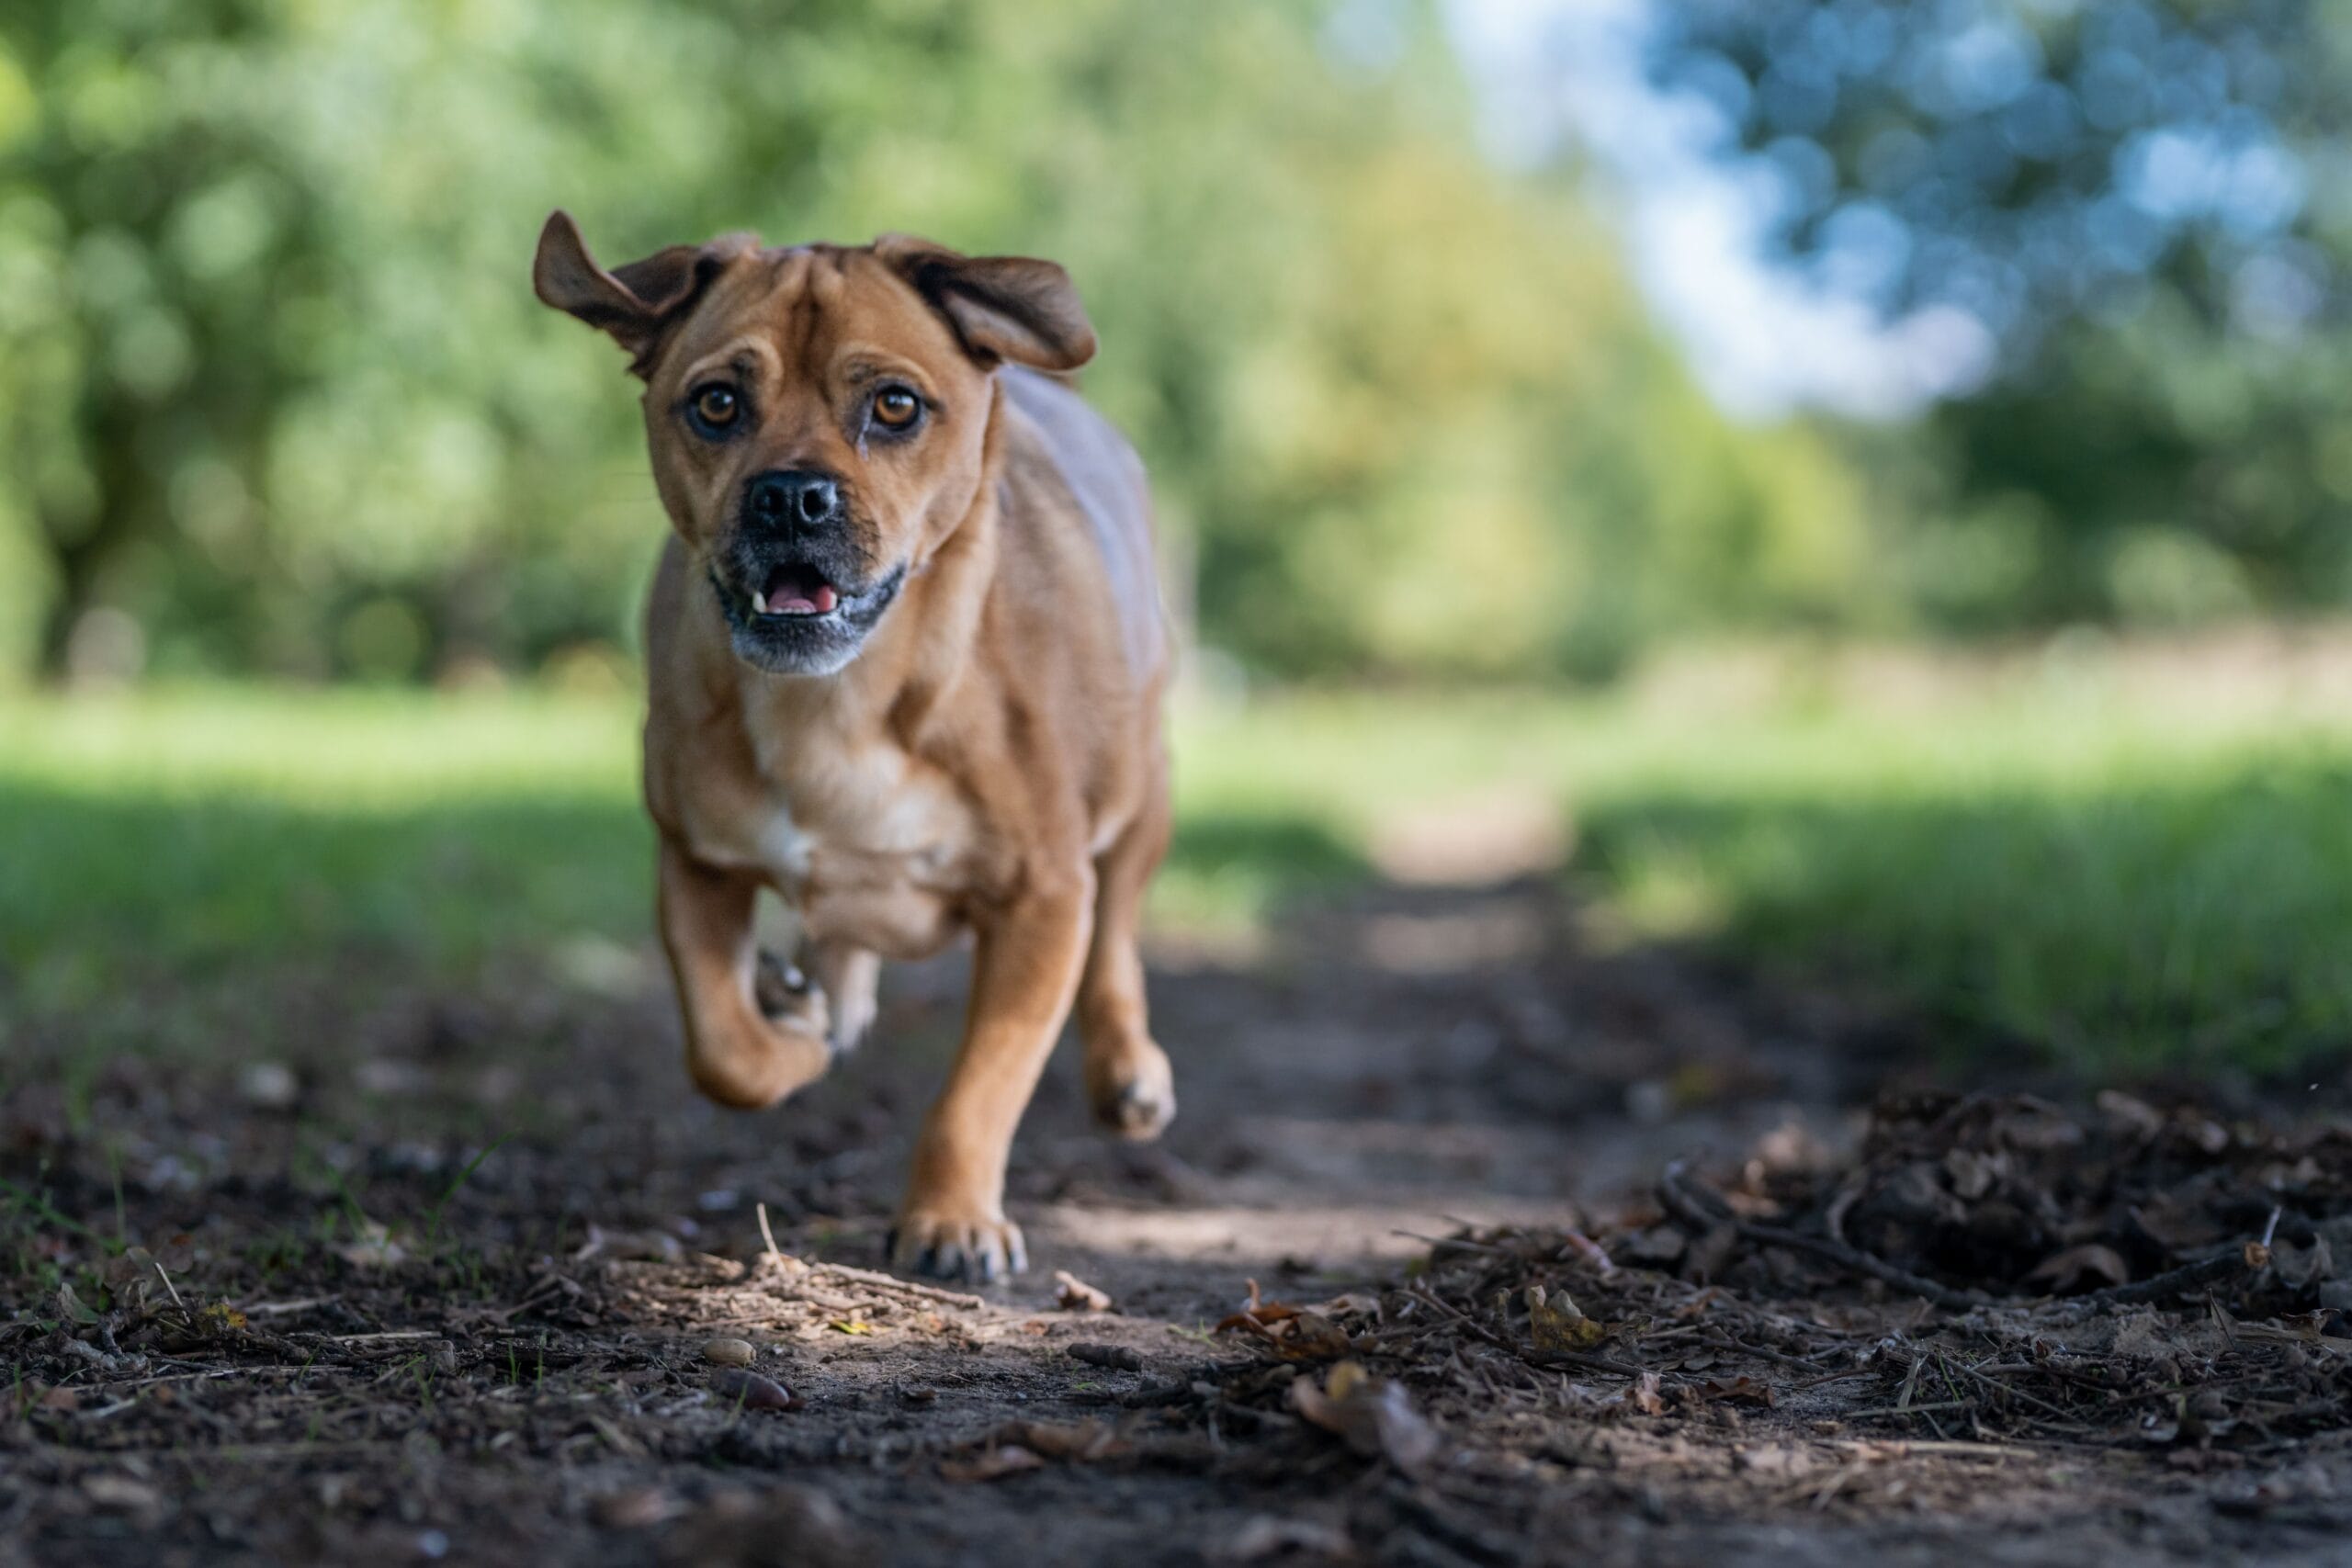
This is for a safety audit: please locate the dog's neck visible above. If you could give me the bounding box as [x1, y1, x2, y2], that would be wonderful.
[730, 377, 1009, 753]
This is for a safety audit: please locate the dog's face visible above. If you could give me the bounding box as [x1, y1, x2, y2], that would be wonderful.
[535, 213, 1094, 676]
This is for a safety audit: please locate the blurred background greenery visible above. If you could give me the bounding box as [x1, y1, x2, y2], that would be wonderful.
[7, 0, 2352, 1073]
[16, 0, 2345, 687]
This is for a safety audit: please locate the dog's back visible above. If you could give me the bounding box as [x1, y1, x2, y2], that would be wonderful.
[999, 367, 1168, 688]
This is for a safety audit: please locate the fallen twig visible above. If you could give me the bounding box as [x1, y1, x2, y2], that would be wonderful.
[1657, 1161, 1989, 1314]
[2071, 1248, 2245, 1307]
[802, 1259, 986, 1312]
[1826, 1438, 2041, 1461]
[1698, 1329, 1828, 1374]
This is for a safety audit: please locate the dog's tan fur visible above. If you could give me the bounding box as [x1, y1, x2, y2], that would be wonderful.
[533, 212, 1172, 1280]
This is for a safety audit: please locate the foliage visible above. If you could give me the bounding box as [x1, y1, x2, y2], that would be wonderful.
[1645, 0, 2352, 629]
[0, 0, 1867, 684]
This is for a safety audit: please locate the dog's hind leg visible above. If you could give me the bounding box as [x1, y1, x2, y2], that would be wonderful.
[1078, 767, 1176, 1141]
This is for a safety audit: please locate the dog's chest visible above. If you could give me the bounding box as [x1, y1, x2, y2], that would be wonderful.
[676, 732, 976, 956]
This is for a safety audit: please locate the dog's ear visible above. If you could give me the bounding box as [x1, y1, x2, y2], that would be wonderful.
[534, 210, 750, 375]
[877, 236, 1097, 373]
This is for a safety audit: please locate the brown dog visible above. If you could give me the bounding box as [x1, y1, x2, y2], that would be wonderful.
[532, 211, 1174, 1281]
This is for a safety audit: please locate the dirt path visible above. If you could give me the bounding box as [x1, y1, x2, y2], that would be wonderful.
[8, 878, 2352, 1565]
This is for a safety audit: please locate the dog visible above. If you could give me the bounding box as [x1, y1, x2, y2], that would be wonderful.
[532, 212, 1174, 1282]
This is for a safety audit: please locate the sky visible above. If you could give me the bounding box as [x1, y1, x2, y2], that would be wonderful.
[1440, 0, 2003, 422]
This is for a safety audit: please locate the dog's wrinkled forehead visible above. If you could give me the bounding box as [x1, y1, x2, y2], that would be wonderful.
[658, 245, 969, 396]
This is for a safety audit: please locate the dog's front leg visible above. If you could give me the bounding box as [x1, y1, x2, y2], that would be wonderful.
[657, 837, 833, 1109]
[889, 874, 1093, 1281]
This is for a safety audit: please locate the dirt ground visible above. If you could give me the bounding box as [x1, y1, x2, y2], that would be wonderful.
[10, 874, 2352, 1566]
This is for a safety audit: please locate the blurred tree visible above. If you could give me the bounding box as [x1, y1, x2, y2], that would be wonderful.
[0, 0, 1870, 683]
[1645, 0, 2352, 628]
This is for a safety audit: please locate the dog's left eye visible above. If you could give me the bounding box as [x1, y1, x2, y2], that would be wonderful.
[689, 384, 741, 433]
[872, 386, 922, 431]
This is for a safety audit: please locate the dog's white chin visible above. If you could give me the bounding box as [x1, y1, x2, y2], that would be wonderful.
[729, 624, 865, 679]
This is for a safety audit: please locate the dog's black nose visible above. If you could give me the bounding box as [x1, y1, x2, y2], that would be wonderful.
[745, 469, 841, 530]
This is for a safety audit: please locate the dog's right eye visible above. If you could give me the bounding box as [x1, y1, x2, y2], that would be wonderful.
[689, 384, 741, 434]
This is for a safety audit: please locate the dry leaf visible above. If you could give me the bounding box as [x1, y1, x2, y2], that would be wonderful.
[1526, 1284, 1608, 1352]
[1216, 1288, 1351, 1359]
[1611, 1371, 1667, 1417]
[940, 1445, 1045, 1483]
[996, 1419, 1122, 1462]
[2027, 1243, 2131, 1294]
[1054, 1269, 1114, 1313]
[1288, 1360, 1442, 1476]
[1694, 1375, 1775, 1407]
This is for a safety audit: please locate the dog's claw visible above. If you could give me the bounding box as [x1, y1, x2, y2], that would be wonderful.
[888, 1210, 1026, 1283]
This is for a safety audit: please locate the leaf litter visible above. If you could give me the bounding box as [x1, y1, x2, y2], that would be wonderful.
[19, 887, 2352, 1563]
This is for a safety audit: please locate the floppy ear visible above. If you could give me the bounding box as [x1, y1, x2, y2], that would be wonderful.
[533, 210, 751, 375]
[877, 236, 1097, 372]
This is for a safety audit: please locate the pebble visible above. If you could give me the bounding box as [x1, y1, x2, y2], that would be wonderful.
[701, 1337, 756, 1368]
[709, 1369, 795, 1410]
[237, 1062, 300, 1111]
[1068, 1342, 1144, 1372]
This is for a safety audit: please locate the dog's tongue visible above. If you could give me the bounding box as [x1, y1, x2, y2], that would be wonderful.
[759, 570, 838, 616]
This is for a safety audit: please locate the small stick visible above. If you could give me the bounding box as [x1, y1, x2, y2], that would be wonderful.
[1698, 1329, 1827, 1374]
[1657, 1161, 1988, 1314]
[238, 1297, 337, 1318]
[151, 1258, 187, 1312]
[1393, 1230, 1519, 1258]
[1826, 1437, 2040, 1460]
[2072, 1248, 2245, 1307]
[808, 1259, 987, 1311]
[1843, 1398, 1978, 1418]
[756, 1201, 786, 1267]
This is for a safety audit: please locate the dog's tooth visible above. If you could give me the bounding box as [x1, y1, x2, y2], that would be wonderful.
[752, 590, 770, 615]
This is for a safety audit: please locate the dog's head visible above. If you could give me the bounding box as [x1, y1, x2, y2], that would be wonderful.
[534, 211, 1094, 676]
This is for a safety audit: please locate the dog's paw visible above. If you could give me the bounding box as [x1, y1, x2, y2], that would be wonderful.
[1087, 1039, 1177, 1142]
[886, 1206, 1027, 1284]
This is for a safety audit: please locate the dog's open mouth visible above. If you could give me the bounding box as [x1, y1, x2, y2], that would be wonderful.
[710, 556, 908, 676]
[752, 567, 839, 618]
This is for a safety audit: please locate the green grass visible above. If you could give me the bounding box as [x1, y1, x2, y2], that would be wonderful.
[9, 660, 2352, 1072]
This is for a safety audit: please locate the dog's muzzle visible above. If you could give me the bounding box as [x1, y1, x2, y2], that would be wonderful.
[710, 468, 905, 677]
